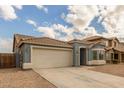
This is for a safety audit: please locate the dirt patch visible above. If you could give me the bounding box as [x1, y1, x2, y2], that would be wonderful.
[89, 64, 124, 77]
[0, 68, 56, 88]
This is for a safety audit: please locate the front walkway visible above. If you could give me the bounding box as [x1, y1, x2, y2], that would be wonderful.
[34, 67, 124, 88]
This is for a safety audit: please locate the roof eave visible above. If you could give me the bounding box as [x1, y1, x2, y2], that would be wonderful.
[18, 41, 72, 49]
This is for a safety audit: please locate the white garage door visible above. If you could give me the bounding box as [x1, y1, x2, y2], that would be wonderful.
[31, 47, 73, 68]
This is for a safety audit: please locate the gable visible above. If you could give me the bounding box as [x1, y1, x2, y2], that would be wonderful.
[13, 34, 34, 52]
[90, 43, 105, 50]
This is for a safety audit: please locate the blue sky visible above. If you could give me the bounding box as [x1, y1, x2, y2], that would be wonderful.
[0, 5, 105, 39]
[1, 5, 124, 53]
[0, 6, 68, 38]
[0, 5, 110, 52]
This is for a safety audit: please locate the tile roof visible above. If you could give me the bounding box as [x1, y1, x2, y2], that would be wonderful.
[14, 34, 124, 51]
[82, 36, 106, 41]
[114, 43, 124, 52]
[15, 34, 72, 48]
[68, 36, 109, 45]
[105, 43, 124, 52]
[68, 39, 94, 45]
[14, 34, 34, 44]
[13, 34, 34, 51]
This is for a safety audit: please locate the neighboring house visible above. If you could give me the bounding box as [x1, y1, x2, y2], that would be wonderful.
[105, 37, 124, 64]
[13, 34, 124, 69]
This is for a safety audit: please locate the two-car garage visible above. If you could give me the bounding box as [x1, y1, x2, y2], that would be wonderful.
[31, 46, 73, 69]
[15, 35, 73, 69]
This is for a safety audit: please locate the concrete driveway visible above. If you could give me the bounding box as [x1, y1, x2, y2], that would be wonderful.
[34, 67, 124, 88]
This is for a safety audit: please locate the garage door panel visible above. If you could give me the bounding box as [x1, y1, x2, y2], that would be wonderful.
[31, 47, 73, 68]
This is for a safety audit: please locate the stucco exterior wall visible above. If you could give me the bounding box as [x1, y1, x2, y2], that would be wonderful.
[21, 42, 80, 67]
[22, 44, 73, 69]
[73, 43, 80, 66]
[22, 44, 31, 63]
[14, 47, 20, 67]
[87, 60, 106, 65]
[73, 42, 88, 66]
[22, 45, 73, 69]
[88, 48, 92, 61]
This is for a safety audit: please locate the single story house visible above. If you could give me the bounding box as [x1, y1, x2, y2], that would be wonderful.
[13, 34, 124, 69]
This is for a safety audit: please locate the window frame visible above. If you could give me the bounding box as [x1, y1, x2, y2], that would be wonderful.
[99, 50, 104, 60]
[92, 49, 105, 60]
[92, 50, 98, 60]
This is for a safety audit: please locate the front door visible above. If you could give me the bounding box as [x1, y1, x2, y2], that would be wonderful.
[80, 48, 86, 65]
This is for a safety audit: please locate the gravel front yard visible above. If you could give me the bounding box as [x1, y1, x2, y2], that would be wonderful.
[0, 68, 56, 88]
[89, 64, 124, 77]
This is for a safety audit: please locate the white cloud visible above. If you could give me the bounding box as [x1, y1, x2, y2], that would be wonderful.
[13, 5, 23, 10]
[52, 24, 75, 41]
[36, 23, 98, 41]
[0, 5, 23, 21]
[37, 23, 75, 41]
[36, 5, 124, 41]
[37, 26, 55, 38]
[36, 6, 100, 41]
[0, 5, 17, 20]
[61, 13, 66, 19]
[98, 5, 124, 38]
[36, 5, 48, 13]
[64, 6, 99, 31]
[83, 27, 97, 37]
[57, 6, 99, 40]
[0, 38, 13, 53]
[26, 19, 37, 27]
[52, 24, 74, 35]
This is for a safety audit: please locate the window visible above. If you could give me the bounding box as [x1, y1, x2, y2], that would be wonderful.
[93, 51, 97, 60]
[114, 54, 118, 59]
[92, 50, 104, 60]
[99, 51, 104, 60]
[111, 53, 113, 60]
